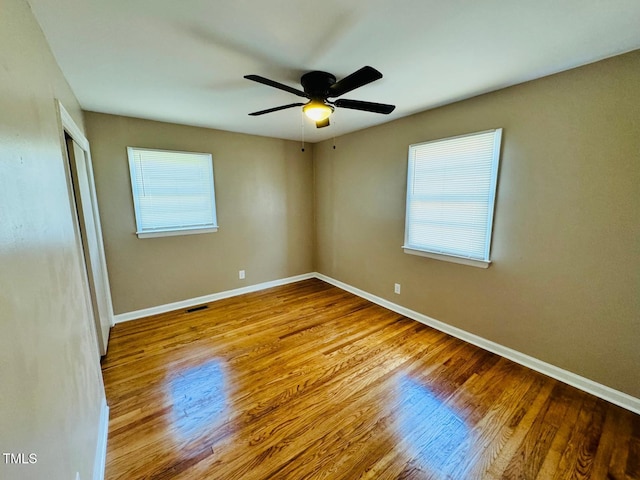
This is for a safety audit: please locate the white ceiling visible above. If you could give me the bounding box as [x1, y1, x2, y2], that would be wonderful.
[29, 0, 640, 143]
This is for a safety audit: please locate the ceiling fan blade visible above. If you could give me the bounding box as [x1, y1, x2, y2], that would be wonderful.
[328, 66, 383, 98]
[316, 118, 330, 128]
[248, 103, 305, 116]
[334, 99, 395, 114]
[244, 75, 309, 98]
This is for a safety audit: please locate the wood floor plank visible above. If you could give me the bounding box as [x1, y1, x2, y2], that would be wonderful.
[534, 388, 585, 480]
[101, 279, 640, 480]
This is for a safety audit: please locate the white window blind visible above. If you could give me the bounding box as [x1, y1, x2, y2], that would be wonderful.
[127, 147, 218, 238]
[403, 129, 502, 268]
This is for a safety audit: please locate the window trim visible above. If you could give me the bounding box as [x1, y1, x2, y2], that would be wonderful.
[402, 247, 491, 268]
[127, 146, 219, 239]
[136, 226, 218, 239]
[402, 128, 502, 268]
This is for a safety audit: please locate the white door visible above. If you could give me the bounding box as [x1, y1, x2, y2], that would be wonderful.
[65, 135, 113, 355]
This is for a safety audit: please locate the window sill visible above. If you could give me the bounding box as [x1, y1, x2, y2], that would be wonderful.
[402, 246, 491, 269]
[137, 226, 219, 239]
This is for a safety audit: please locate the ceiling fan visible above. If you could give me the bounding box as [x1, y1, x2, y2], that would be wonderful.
[244, 66, 395, 128]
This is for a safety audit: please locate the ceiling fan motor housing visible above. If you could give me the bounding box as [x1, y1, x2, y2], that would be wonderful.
[301, 71, 337, 100]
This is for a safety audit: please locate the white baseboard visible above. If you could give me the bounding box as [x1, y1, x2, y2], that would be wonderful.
[110, 271, 639, 415]
[113, 273, 316, 323]
[315, 273, 640, 415]
[93, 398, 109, 480]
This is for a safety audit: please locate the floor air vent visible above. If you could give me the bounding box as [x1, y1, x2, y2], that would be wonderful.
[185, 305, 208, 313]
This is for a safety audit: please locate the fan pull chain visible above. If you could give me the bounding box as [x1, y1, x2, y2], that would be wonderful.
[332, 115, 337, 150]
[301, 110, 305, 152]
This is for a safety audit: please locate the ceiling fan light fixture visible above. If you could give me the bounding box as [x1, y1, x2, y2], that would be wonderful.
[303, 100, 333, 121]
[245, 67, 395, 129]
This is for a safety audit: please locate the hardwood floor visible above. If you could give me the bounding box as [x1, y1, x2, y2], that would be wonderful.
[101, 279, 640, 479]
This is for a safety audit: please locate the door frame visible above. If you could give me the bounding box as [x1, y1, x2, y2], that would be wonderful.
[56, 100, 114, 356]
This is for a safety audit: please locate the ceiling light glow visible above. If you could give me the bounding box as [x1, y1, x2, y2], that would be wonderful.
[303, 101, 333, 121]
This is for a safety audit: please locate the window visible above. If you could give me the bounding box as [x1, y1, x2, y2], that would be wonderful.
[403, 129, 502, 268]
[127, 147, 218, 238]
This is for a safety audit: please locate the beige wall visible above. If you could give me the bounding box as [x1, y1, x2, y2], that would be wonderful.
[314, 50, 640, 398]
[0, 0, 106, 479]
[84, 113, 314, 314]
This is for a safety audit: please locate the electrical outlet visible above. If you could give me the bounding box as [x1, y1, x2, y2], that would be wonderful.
[394, 283, 401, 294]
[239, 270, 245, 280]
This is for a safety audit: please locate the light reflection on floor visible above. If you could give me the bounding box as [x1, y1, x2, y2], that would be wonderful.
[396, 376, 469, 473]
[167, 359, 228, 440]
